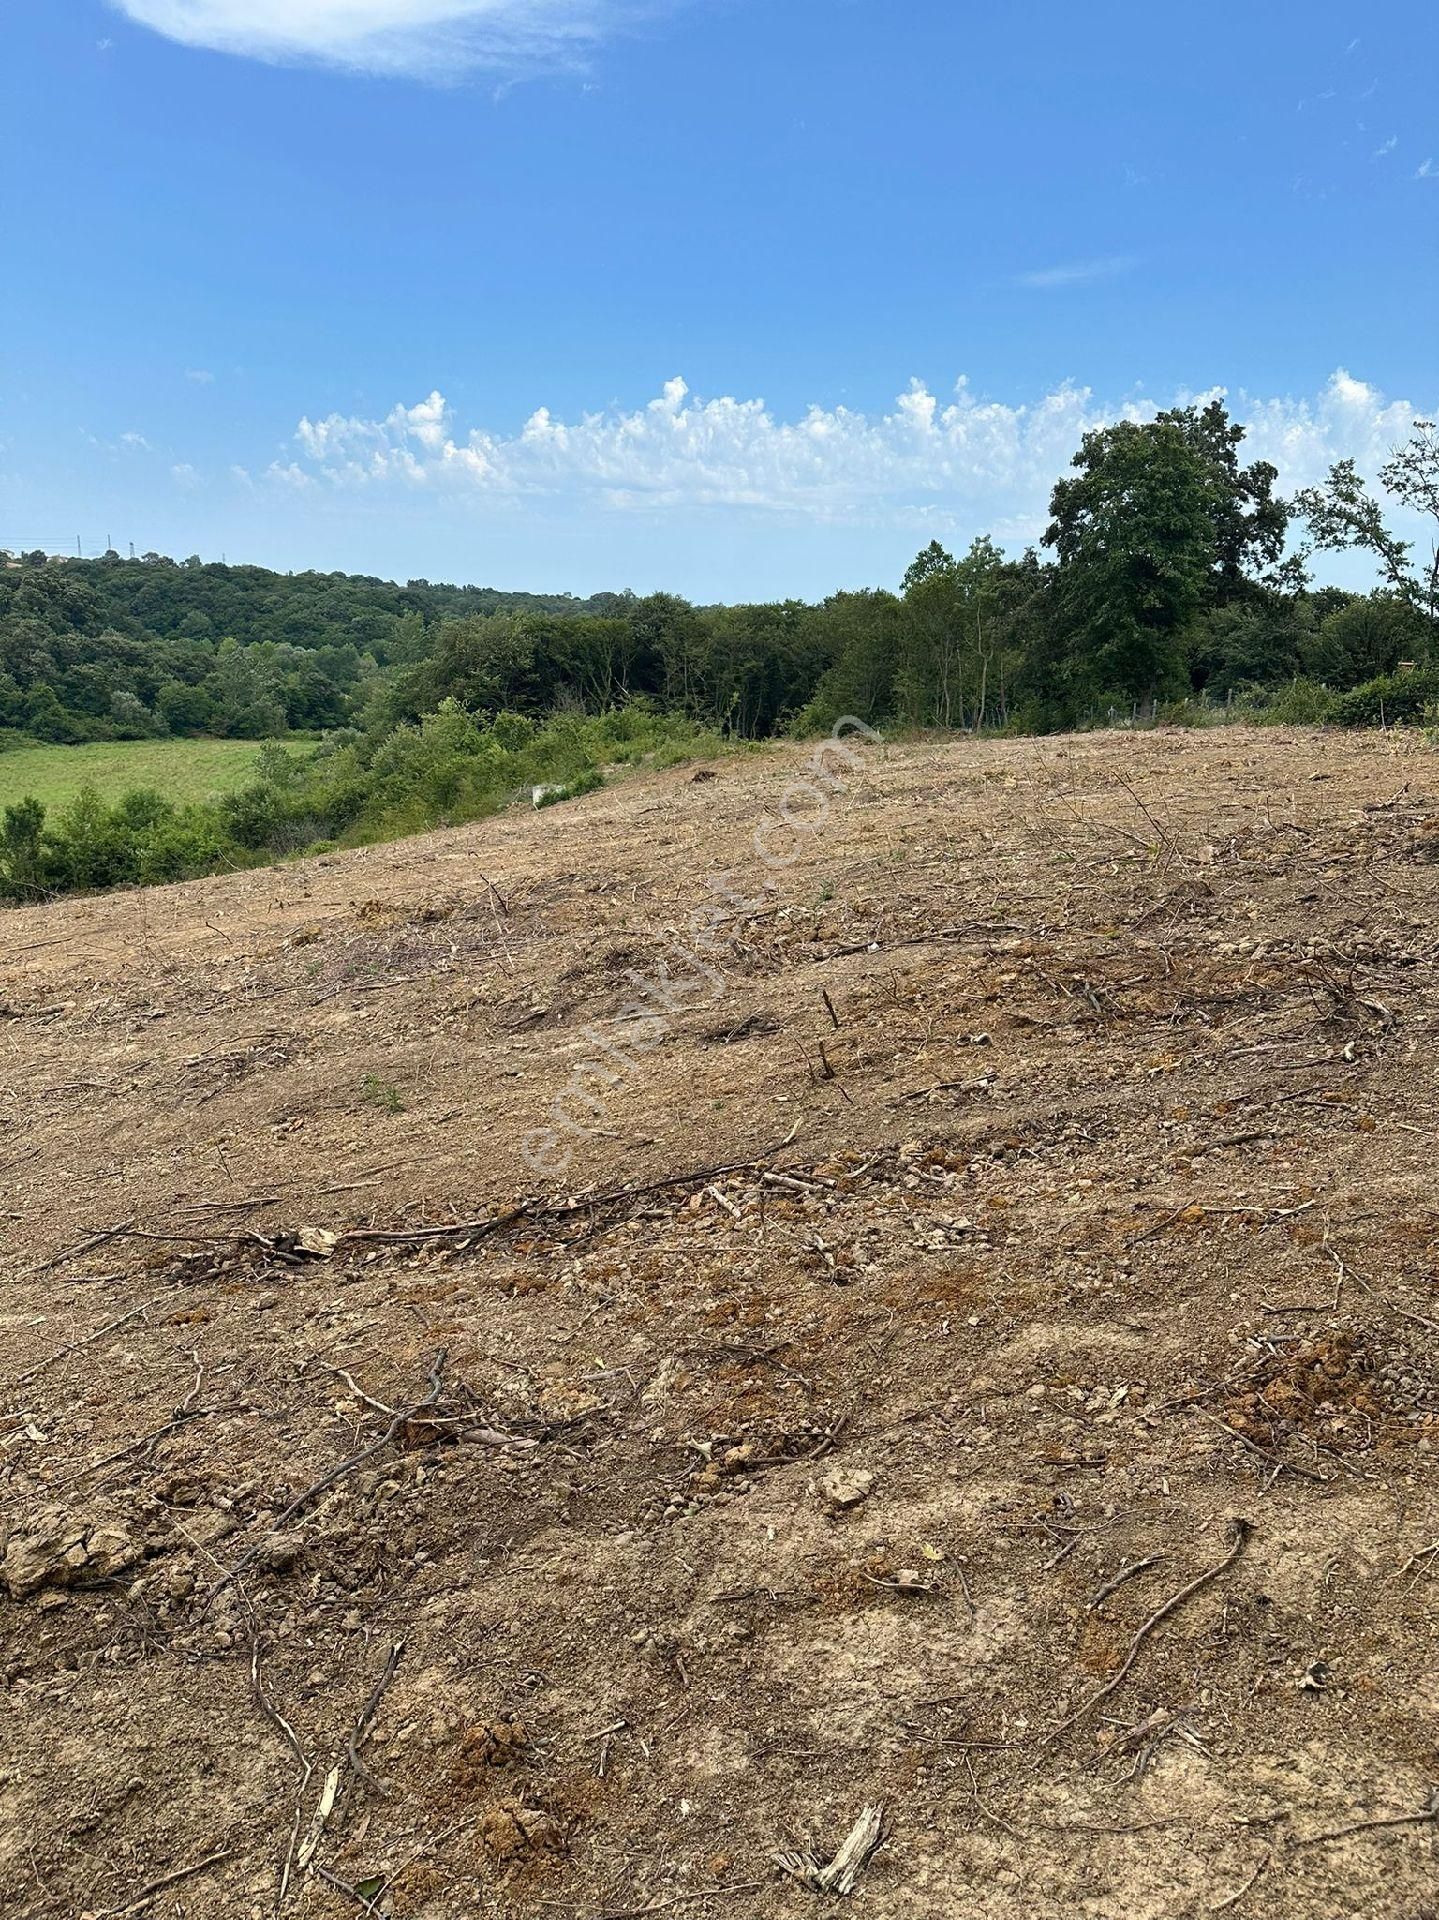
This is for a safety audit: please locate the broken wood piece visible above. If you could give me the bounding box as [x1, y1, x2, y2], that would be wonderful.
[94, 1850, 233, 1918]
[295, 1764, 340, 1872]
[775, 1803, 885, 1895]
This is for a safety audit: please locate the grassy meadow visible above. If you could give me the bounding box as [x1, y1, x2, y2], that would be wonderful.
[0, 739, 282, 813]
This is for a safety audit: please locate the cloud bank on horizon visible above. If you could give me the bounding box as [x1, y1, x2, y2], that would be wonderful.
[258, 369, 1431, 550]
[107, 0, 653, 76]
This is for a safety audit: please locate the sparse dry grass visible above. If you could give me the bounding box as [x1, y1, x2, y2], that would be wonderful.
[3, 727, 1439, 1919]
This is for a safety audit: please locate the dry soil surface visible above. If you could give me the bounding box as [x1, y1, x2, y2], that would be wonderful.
[3, 725, 1439, 1920]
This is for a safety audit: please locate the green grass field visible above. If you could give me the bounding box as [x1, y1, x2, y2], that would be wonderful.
[0, 739, 283, 812]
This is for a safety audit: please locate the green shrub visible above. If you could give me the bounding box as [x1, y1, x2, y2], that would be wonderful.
[1241, 678, 1339, 727]
[359, 1072, 405, 1114]
[1332, 666, 1439, 728]
[1, 701, 733, 904]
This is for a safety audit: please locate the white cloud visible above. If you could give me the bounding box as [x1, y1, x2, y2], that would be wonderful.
[275, 368, 1434, 548]
[185, 367, 215, 384]
[120, 431, 156, 451]
[1418, 158, 1437, 180]
[171, 462, 202, 489]
[1016, 255, 1136, 291]
[107, 0, 662, 78]
[1373, 134, 1398, 158]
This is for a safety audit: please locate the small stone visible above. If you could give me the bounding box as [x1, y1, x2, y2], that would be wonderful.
[819, 1467, 874, 1511]
[258, 1533, 302, 1573]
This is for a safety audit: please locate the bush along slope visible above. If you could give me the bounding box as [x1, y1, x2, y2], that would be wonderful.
[0, 702, 728, 904]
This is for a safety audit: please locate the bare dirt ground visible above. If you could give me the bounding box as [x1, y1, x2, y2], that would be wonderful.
[3, 724, 1439, 1920]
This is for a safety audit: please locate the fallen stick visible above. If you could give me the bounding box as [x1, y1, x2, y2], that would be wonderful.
[249, 1632, 312, 1904]
[205, 1353, 447, 1612]
[775, 1803, 885, 1895]
[19, 1219, 138, 1279]
[315, 1360, 398, 1417]
[56, 1402, 248, 1489]
[1128, 1199, 1316, 1248]
[337, 1157, 782, 1246]
[1325, 1246, 1439, 1335]
[341, 1204, 532, 1246]
[95, 1850, 232, 1918]
[346, 1639, 406, 1785]
[1088, 1554, 1164, 1611]
[1294, 1795, 1439, 1848]
[1209, 1848, 1272, 1912]
[596, 1884, 769, 1920]
[1191, 1406, 1330, 1485]
[1047, 1519, 1252, 1747]
[315, 1865, 385, 1915]
[13, 1296, 163, 1387]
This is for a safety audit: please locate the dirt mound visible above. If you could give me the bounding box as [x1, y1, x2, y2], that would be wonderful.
[3, 727, 1439, 1919]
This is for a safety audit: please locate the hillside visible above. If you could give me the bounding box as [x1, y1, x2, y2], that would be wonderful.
[3, 726, 1439, 1920]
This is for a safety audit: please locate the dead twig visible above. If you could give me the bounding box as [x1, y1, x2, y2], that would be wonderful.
[1128, 1199, 1316, 1249]
[314, 1865, 385, 1916]
[57, 1402, 249, 1490]
[775, 1804, 885, 1895]
[596, 1884, 769, 1920]
[205, 1352, 447, 1611]
[249, 1632, 312, 1904]
[895, 1077, 992, 1104]
[345, 1639, 406, 1787]
[1209, 1849, 1272, 1912]
[341, 1157, 780, 1248]
[94, 1851, 232, 1918]
[1088, 1554, 1164, 1610]
[13, 1296, 164, 1387]
[1294, 1793, 1439, 1848]
[315, 1360, 397, 1418]
[341, 1205, 532, 1247]
[1047, 1519, 1252, 1747]
[19, 1218, 138, 1277]
[1191, 1405, 1331, 1485]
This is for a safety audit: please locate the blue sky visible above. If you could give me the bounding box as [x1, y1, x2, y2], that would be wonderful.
[2, 0, 1435, 599]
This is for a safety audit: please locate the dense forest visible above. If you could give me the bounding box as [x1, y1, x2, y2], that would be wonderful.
[3, 403, 1436, 903]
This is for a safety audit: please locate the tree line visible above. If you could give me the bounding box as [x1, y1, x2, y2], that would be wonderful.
[2, 405, 1436, 903]
[4, 404, 1437, 750]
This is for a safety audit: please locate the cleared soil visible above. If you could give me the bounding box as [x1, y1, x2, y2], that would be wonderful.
[2, 725, 1439, 1920]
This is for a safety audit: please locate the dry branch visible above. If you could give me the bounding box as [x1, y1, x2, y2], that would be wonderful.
[94, 1850, 232, 1918]
[1294, 1794, 1439, 1848]
[13, 1296, 164, 1387]
[205, 1352, 447, 1611]
[345, 1638, 406, 1786]
[1047, 1519, 1252, 1747]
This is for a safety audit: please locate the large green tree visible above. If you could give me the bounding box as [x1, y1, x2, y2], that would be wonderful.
[1046, 419, 1217, 711]
[1155, 400, 1291, 600]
